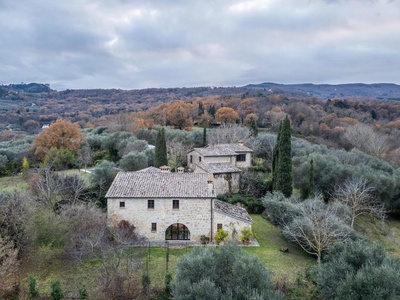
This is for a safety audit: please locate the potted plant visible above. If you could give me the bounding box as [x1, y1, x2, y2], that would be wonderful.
[215, 228, 228, 245]
[240, 227, 253, 245]
[200, 235, 210, 245]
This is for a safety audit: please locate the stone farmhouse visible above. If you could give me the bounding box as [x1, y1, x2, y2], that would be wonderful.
[106, 166, 253, 243]
[187, 142, 253, 195]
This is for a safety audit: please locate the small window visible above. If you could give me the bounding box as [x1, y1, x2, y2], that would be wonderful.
[148, 200, 154, 209]
[217, 223, 222, 230]
[190, 155, 193, 163]
[199, 156, 202, 162]
[119, 201, 125, 208]
[151, 223, 157, 232]
[173, 200, 180, 209]
[236, 154, 246, 162]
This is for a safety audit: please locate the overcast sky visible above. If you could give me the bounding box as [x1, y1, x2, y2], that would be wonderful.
[1, 0, 399, 90]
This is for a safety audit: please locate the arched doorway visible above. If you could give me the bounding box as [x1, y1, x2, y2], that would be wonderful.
[165, 223, 190, 240]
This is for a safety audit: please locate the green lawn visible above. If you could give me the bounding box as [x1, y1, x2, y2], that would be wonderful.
[245, 214, 315, 281]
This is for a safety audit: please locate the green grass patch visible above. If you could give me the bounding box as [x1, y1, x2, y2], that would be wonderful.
[356, 215, 400, 258]
[245, 214, 315, 282]
[0, 174, 28, 191]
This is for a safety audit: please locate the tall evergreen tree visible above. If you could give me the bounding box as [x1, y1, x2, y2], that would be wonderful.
[272, 115, 293, 197]
[271, 121, 282, 191]
[249, 117, 258, 137]
[202, 127, 207, 147]
[154, 127, 167, 167]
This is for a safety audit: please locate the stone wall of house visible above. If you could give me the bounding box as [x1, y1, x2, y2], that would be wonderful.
[213, 211, 252, 242]
[213, 173, 240, 195]
[108, 197, 213, 242]
[204, 156, 232, 164]
[187, 151, 203, 170]
[235, 153, 252, 168]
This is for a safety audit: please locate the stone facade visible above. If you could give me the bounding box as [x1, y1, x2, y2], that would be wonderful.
[187, 143, 252, 195]
[187, 143, 253, 171]
[212, 172, 240, 195]
[108, 197, 213, 242]
[106, 169, 253, 243]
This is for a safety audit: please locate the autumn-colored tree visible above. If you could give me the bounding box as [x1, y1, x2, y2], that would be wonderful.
[215, 107, 239, 124]
[244, 113, 258, 126]
[198, 112, 213, 128]
[166, 101, 194, 130]
[32, 119, 86, 161]
[21, 157, 29, 178]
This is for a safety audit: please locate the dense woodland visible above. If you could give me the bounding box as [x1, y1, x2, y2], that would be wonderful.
[1, 83, 400, 299]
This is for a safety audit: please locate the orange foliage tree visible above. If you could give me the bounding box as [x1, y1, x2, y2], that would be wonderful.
[215, 107, 239, 124]
[166, 101, 194, 130]
[244, 113, 258, 125]
[32, 119, 86, 160]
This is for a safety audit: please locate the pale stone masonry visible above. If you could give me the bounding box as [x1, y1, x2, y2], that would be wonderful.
[187, 142, 253, 195]
[106, 168, 253, 243]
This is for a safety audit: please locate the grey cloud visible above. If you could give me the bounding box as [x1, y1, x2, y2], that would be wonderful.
[0, 0, 399, 89]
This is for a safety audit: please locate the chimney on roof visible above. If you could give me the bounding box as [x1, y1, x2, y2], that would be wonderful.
[238, 140, 244, 146]
[160, 166, 170, 173]
[207, 174, 214, 195]
[177, 167, 184, 173]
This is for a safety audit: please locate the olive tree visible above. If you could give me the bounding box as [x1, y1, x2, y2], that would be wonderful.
[172, 242, 281, 300]
[316, 241, 400, 300]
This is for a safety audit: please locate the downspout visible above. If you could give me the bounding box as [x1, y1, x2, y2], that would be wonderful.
[210, 198, 213, 243]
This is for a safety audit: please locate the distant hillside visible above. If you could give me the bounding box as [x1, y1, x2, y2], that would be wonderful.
[245, 82, 400, 101]
[1, 83, 53, 93]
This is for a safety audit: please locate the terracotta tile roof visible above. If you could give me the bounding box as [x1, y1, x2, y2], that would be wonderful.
[214, 200, 253, 223]
[105, 172, 213, 198]
[193, 143, 252, 157]
[196, 162, 241, 174]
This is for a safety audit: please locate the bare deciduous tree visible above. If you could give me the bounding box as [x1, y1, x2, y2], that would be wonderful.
[283, 197, 351, 264]
[333, 177, 386, 229]
[31, 168, 65, 210]
[344, 124, 391, 158]
[64, 205, 146, 299]
[208, 124, 253, 145]
[252, 133, 276, 162]
[0, 190, 32, 250]
[0, 235, 19, 296]
[167, 137, 193, 171]
[61, 173, 89, 205]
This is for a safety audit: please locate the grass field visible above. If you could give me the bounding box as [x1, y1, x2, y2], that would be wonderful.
[0, 174, 28, 191]
[245, 214, 315, 281]
[355, 214, 400, 258]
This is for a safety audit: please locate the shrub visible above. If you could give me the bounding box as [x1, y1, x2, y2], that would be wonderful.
[172, 242, 281, 299]
[316, 241, 400, 299]
[28, 275, 39, 299]
[78, 284, 88, 300]
[262, 192, 300, 227]
[119, 151, 148, 171]
[200, 235, 210, 245]
[240, 227, 253, 244]
[214, 229, 228, 245]
[50, 279, 63, 300]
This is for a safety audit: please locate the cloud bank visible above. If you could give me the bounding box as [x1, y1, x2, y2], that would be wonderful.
[0, 0, 399, 90]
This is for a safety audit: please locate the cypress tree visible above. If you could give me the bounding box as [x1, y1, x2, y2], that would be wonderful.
[272, 116, 293, 197]
[203, 127, 207, 147]
[271, 121, 282, 191]
[249, 117, 258, 137]
[154, 127, 167, 167]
